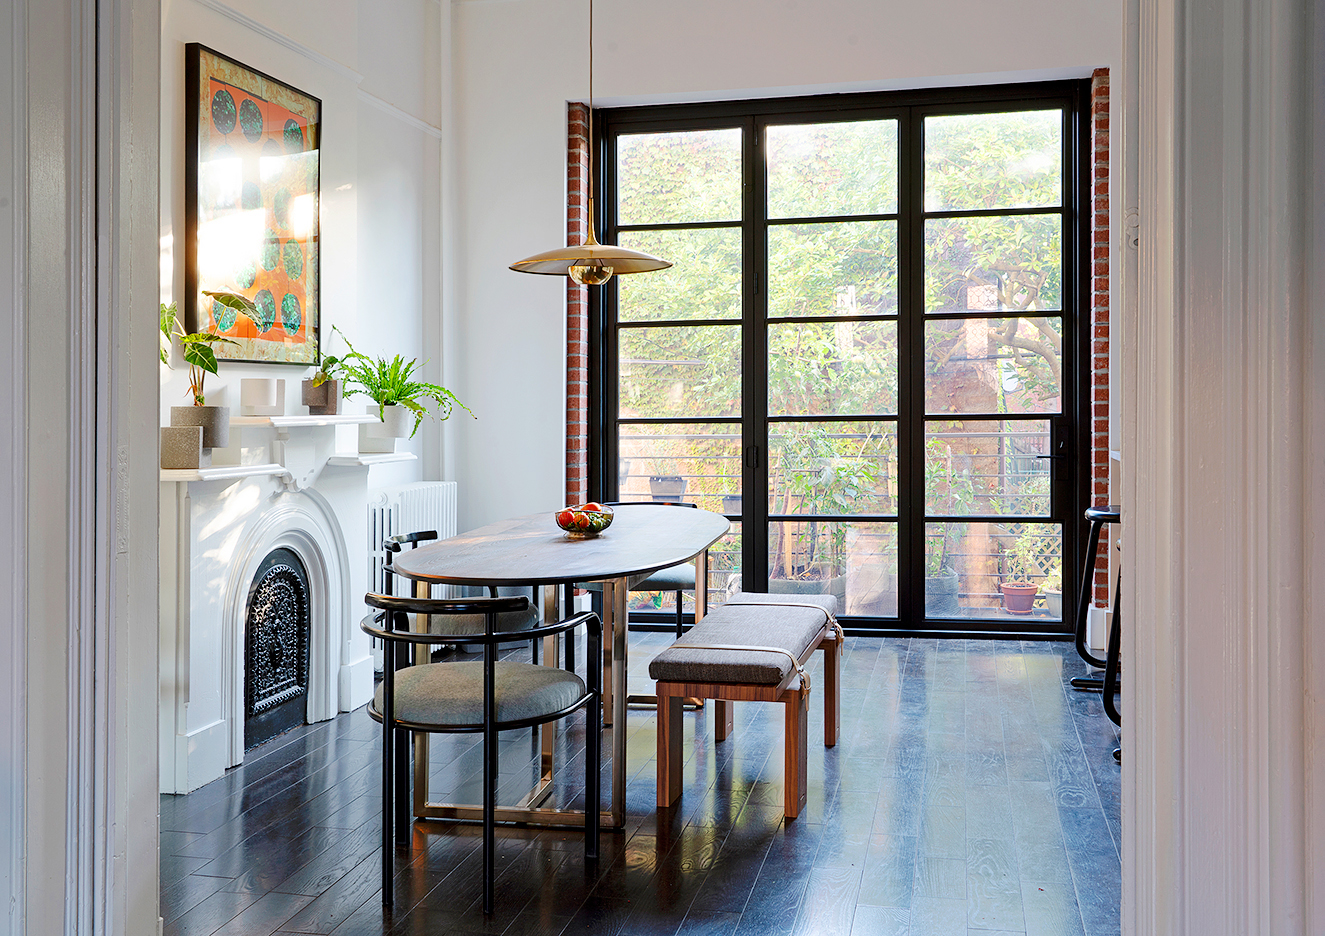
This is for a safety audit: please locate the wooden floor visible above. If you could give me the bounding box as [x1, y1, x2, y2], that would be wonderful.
[160, 633, 1122, 936]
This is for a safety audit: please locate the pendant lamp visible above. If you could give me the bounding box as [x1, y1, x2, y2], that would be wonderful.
[508, 0, 671, 284]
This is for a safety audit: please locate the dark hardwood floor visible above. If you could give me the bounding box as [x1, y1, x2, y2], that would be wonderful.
[160, 633, 1121, 936]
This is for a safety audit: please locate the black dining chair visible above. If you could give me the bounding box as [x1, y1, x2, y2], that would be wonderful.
[381, 531, 544, 841]
[363, 592, 602, 915]
[579, 501, 700, 637]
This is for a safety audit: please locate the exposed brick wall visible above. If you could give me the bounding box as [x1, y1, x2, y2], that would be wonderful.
[1090, 68, 1112, 606]
[566, 102, 589, 507]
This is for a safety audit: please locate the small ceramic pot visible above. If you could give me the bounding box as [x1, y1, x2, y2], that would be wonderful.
[367, 403, 414, 438]
[301, 378, 340, 416]
[171, 404, 230, 449]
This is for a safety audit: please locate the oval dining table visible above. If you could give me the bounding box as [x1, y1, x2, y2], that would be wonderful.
[389, 503, 731, 830]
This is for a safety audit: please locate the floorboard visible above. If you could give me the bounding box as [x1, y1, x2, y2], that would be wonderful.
[161, 635, 1121, 936]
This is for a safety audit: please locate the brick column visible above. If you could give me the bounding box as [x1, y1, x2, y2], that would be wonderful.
[566, 102, 589, 507]
[1089, 69, 1111, 605]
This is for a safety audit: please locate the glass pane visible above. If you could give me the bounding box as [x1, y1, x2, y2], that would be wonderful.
[924, 110, 1062, 211]
[767, 521, 897, 617]
[616, 128, 741, 225]
[618, 324, 741, 419]
[925, 419, 1051, 516]
[769, 320, 897, 416]
[924, 317, 1061, 414]
[925, 214, 1061, 313]
[924, 521, 1063, 621]
[616, 422, 741, 511]
[628, 525, 742, 615]
[767, 119, 898, 218]
[618, 228, 741, 322]
[768, 421, 897, 516]
[768, 221, 898, 317]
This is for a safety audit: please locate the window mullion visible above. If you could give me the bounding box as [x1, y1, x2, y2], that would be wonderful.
[743, 115, 768, 590]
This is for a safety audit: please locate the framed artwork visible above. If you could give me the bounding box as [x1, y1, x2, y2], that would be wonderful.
[185, 43, 321, 365]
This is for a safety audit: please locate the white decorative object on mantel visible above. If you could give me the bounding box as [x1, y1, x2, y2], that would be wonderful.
[239, 377, 284, 415]
[158, 414, 415, 794]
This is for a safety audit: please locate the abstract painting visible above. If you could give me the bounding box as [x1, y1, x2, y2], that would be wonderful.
[185, 43, 321, 364]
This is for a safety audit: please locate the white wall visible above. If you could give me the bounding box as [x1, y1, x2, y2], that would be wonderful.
[448, 0, 1123, 532]
[159, 0, 446, 483]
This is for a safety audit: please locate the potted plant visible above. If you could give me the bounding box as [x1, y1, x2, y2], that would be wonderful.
[302, 348, 345, 416]
[924, 434, 977, 616]
[767, 425, 875, 603]
[999, 531, 1042, 614]
[336, 326, 473, 438]
[161, 291, 259, 448]
[646, 453, 689, 498]
[1041, 561, 1063, 618]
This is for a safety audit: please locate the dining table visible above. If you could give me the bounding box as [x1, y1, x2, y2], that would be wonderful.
[389, 503, 731, 830]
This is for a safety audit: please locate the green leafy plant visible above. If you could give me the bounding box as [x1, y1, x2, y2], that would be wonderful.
[1002, 532, 1041, 584]
[160, 291, 259, 405]
[1041, 560, 1062, 593]
[335, 325, 474, 437]
[310, 351, 344, 388]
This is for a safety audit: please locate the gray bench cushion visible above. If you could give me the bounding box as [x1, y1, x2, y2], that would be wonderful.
[377, 661, 586, 727]
[648, 602, 830, 685]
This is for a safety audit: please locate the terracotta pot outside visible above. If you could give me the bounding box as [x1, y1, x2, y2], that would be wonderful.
[1000, 582, 1039, 614]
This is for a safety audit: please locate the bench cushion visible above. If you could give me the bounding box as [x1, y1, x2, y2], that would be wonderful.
[376, 661, 586, 727]
[723, 592, 838, 617]
[648, 602, 830, 685]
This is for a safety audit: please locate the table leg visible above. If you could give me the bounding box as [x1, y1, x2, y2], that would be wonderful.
[611, 576, 628, 829]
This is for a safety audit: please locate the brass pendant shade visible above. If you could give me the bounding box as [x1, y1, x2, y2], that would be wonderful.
[508, 0, 670, 283]
[508, 228, 673, 283]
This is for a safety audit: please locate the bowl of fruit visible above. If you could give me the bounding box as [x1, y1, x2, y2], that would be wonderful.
[554, 502, 614, 538]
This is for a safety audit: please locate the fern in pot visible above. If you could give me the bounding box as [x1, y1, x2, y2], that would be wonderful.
[336, 326, 473, 438]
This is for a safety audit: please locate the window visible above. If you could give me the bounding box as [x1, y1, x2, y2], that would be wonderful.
[594, 83, 1090, 635]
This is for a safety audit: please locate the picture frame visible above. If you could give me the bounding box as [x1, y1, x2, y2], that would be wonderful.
[185, 43, 322, 365]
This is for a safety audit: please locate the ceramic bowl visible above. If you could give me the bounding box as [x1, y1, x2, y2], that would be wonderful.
[554, 504, 614, 538]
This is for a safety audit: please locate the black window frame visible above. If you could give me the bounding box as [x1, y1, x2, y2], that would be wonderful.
[589, 80, 1092, 639]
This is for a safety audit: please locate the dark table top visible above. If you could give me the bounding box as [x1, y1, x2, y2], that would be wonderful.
[389, 504, 731, 587]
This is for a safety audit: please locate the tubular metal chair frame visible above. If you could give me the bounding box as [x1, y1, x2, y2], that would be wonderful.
[363, 593, 602, 915]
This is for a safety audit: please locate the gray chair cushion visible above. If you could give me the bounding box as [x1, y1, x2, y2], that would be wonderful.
[723, 591, 838, 617]
[633, 562, 696, 592]
[648, 602, 829, 685]
[377, 660, 587, 727]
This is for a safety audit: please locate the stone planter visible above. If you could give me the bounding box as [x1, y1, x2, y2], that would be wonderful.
[171, 404, 230, 449]
[924, 566, 960, 617]
[648, 475, 687, 503]
[240, 378, 282, 416]
[301, 378, 340, 416]
[160, 425, 208, 469]
[722, 494, 743, 516]
[770, 571, 848, 605]
[1044, 589, 1063, 619]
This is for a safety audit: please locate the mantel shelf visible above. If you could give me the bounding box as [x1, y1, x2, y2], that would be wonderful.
[230, 414, 378, 428]
[160, 463, 290, 483]
[325, 453, 418, 467]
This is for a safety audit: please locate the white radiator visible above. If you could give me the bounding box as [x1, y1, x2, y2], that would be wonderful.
[367, 482, 458, 670]
[367, 481, 458, 596]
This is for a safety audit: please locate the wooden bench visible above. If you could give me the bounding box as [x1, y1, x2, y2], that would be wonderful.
[650, 593, 841, 819]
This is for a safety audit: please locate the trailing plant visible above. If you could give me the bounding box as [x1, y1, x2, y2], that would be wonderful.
[335, 326, 474, 437]
[310, 350, 345, 388]
[160, 291, 259, 406]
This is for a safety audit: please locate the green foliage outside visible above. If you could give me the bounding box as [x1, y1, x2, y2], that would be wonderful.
[614, 109, 1069, 606]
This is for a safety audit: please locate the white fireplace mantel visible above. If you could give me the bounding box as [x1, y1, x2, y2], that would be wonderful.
[158, 417, 414, 793]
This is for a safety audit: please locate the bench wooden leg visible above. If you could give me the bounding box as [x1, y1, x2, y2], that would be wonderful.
[657, 694, 683, 808]
[783, 688, 808, 819]
[714, 700, 735, 742]
[822, 635, 840, 748]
